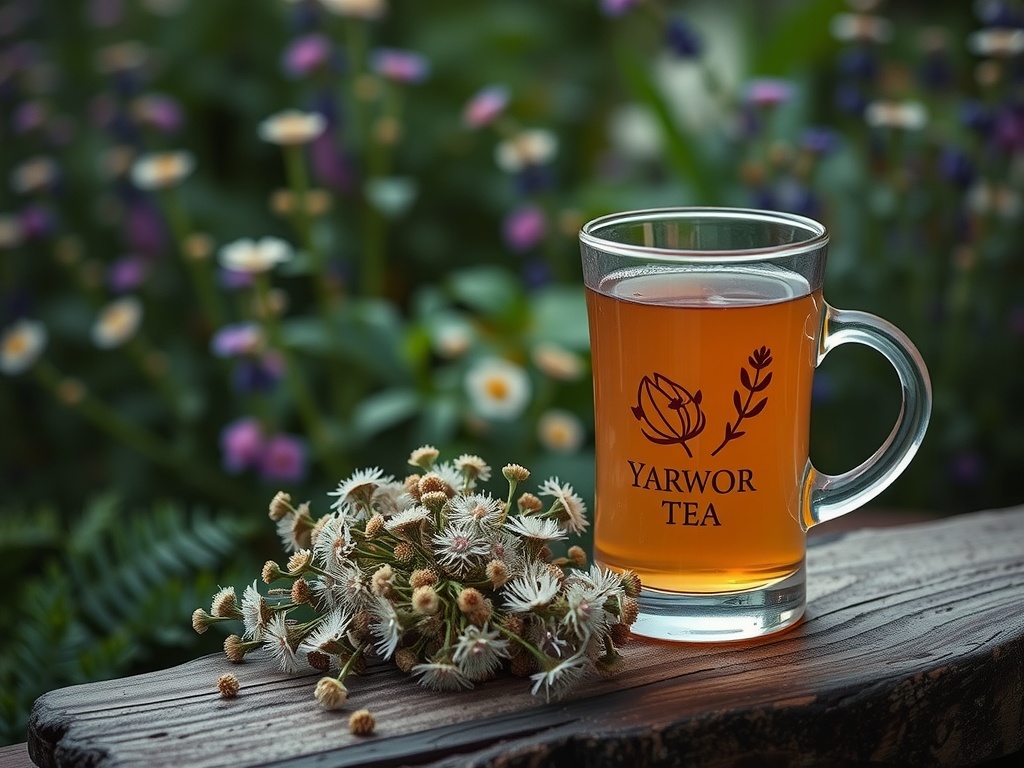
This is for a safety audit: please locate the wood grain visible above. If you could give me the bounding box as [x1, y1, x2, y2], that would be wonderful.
[27, 508, 1024, 768]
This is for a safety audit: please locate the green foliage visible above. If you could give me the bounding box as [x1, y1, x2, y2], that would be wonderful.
[0, 496, 258, 745]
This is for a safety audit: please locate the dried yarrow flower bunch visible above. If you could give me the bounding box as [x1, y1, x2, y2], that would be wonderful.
[192, 446, 641, 707]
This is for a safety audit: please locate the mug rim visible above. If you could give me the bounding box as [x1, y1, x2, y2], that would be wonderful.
[579, 206, 829, 262]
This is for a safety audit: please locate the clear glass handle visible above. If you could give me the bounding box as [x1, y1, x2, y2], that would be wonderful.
[802, 306, 932, 529]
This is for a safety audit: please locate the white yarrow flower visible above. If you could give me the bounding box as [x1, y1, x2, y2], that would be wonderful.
[0, 319, 47, 375]
[411, 661, 474, 691]
[431, 522, 491, 575]
[504, 515, 567, 542]
[299, 608, 352, 655]
[369, 594, 402, 659]
[530, 652, 589, 701]
[241, 580, 269, 641]
[503, 560, 561, 613]
[263, 613, 301, 673]
[329, 467, 388, 514]
[92, 296, 143, 349]
[218, 237, 293, 274]
[447, 493, 504, 530]
[537, 477, 589, 534]
[452, 623, 509, 681]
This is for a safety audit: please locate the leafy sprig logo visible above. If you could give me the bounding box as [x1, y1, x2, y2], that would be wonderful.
[632, 346, 773, 458]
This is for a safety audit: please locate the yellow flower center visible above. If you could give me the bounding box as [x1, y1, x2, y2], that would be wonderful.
[484, 377, 510, 400]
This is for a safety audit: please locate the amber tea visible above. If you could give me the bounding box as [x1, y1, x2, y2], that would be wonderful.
[586, 267, 821, 594]
[580, 207, 930, 641]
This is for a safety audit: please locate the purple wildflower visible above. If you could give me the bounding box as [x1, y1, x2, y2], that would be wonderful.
[125, 200, 166, 256]
[744, 78, 793, 109]
[12, 101, 47, 134]
[311, 131, 352, 191]
[107, 256, 149, 293]
[132, 93, 184, 133]
[800, 127, 840, 155]
[502, 205, 547, 253]
[600, 0, 639, 16]
[211, 323, 263, 357]
[259, 434, 308, 483]
[462, 85, 510, 129]
[370, 48, 430, 83]
[282, 33, 333, 79]
[220, 417, 265, 474]
[18, 205, 56, 240]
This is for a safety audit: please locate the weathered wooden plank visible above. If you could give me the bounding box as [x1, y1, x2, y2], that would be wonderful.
[0, 743, 35, 768]
[28, 508, 1024, 768]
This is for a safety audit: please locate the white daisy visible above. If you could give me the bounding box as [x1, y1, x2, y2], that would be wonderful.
[218, 237, 293, 274]
[968, 27, 1024, 57]
[263, 613, 301, 673]
[530, 652, 589, 701]
[369, 594, 402, 659]
[537, 478, 589, 534]
[92, 296, 143, 349]
[411, 661, 474, 692]
[503, 560, 561, 613]
[0, 319, 47, 375]
[568, 565, 626, 606]
[531, 342, 584, 381]
[129, 150, 195, 190]
[465, 357, 531, 420]
[431, 522, 491, 575]
[495, 128, 558, 173]
[257, 109, 327, 146]
[452, 623, 509, 682]
[504, 515, 567, 543]
[537, 409, 585, 454]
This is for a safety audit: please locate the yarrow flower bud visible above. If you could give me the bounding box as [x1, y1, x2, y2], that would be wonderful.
[420, 490, 449, 511]
[291, 579, 312, 605]
[371, 564, 395, 596]
[364, 513, 385, 538]
[517, 492, 543, 513]
[348, 709, 376, 736]
[211, 586, 238, 618]
[408, 444, 439, 469]
[412, 585, 440, 615]
[403, 473, 422, 499]
[217, 673, 240, 698]
[287, 549, 312, 575]
[192, 608, 212, 634]
[393, 541, 415, 562]
[262, 560, 284, 584]
[269, 491, 293, 521]
[314, 677, 348, 710]
[619, 570, 642, 598]
[568, 545, 587, 567]
[395, 647, 419, 673]
[486, 559, 509, 587]
[503, 463, 530, 483]
[457, 587, 492, 625]
[224, 634, 246, 663]
[609, 623, 632, 646]
[409, 568, 438, 589]
[307, 651, 331, 672]
[418, 473, 454, 498]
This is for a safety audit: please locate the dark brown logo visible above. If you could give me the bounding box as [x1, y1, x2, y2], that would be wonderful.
[632, 346, 773, 458]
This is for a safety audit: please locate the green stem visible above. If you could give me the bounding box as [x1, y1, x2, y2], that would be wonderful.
[253, 274, 344, 480]
[33, 360, 248, 507]
[337, 640, 369, 682]
[160, 187, 225, 330]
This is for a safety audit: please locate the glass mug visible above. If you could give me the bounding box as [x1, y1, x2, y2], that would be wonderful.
[579, 207, 931, 642]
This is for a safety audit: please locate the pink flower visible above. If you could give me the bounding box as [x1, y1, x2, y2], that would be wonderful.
[282, 33, 333, 78]
[370, 48, 430, 83]
[462, 85, 509, 128]
[259, 434, 308, 482]
[220, 417, 265, 473]
[744, 78, 794, 108]
[502, 205, 548, 253]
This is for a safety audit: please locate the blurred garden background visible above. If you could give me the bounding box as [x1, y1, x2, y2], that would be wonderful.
[3, 0, 1023, 745]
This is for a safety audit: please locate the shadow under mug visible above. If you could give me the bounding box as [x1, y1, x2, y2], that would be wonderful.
[579, 207, 931, 642]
